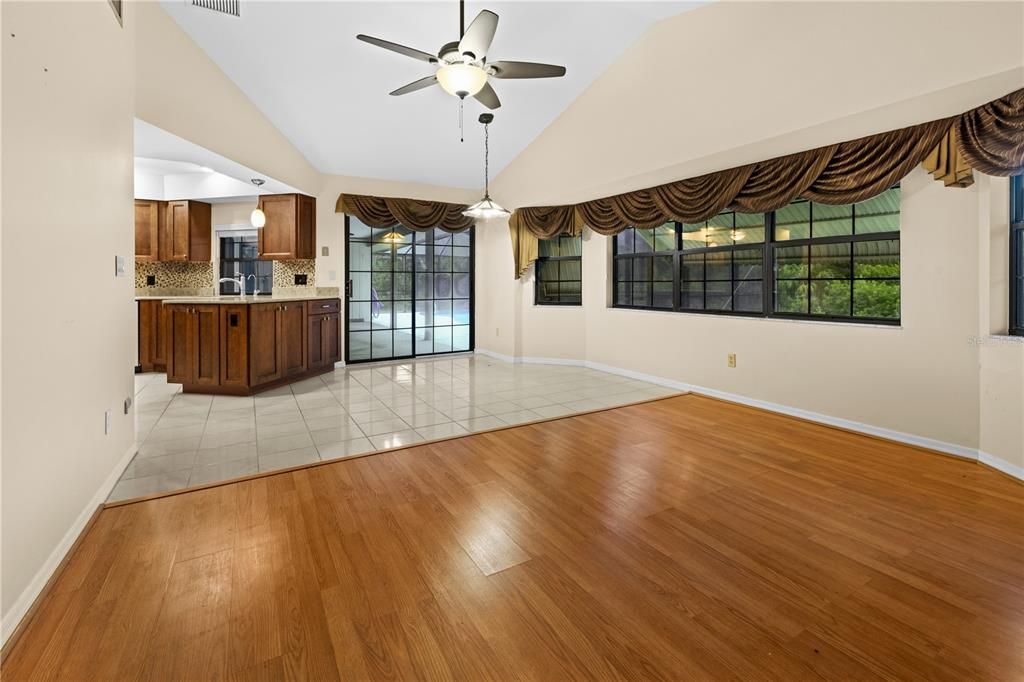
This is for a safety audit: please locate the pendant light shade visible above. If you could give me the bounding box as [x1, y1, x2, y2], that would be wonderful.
[463, 196, 509, 220]
[463, 113, 509, 220]
[249, 178, 266, 228]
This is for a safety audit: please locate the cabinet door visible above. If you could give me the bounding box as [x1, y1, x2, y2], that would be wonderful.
[166, 306, 193, 384]
[220, 305, 249, 389]
[280, 303, 307, 377]
[257, 195, 297, 260]
[250, 303, 283, 385]
[138, 301, 154, 370]
[167, 201, 190, 261]
[307, 314, 325, 371]
[193, 306, 221, 386]
[134, 201, 160, 262]
[323, 313, 340, 365]
[297, 195, 316, 259]
[153, 303, 168, 369]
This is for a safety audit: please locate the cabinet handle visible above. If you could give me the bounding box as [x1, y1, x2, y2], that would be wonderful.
[321, 304, 330, 308]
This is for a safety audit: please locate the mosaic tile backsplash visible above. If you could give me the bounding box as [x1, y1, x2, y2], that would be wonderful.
[273, 260, 316, 288]
[135, 261, 214, 294]
[135, 259, 318, 296]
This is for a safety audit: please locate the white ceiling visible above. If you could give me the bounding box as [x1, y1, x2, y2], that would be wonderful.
[159, 0, 697, 189]
[135, 118, 300, 201]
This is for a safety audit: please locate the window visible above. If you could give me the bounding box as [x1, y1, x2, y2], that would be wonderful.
[680, 211, 765, 314]
[1012, 175, 1024, 336]
[613, 223, 676, 309]
[611, 186, 901, 324]
[535, 234, 582, 305]
[219, 233, 272, 295]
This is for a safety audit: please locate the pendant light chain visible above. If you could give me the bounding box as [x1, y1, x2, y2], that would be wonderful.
[484, 120, 490, 196]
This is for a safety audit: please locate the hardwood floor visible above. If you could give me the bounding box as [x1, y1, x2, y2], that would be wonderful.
[4, 394, 1022, 681]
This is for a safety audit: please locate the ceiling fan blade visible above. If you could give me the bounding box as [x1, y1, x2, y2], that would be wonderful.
[389, 75, 439, 96]
[458, 10, 498, 60]
[356, 34, 437, 63]
[488, 61, 566, 79]
[473, 81, 501, 110]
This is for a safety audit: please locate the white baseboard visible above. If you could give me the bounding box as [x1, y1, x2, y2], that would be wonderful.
[476, 349, 1024, 482]
[1, 442, 138, 647]
[978, 450, 1024, 481]
[333, 360, 346, 369]
[474, 348, 518, 364]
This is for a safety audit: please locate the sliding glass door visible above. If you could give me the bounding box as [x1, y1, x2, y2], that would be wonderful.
[345, 216, 473, 363]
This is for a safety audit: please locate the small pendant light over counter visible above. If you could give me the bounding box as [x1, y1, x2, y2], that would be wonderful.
[463, 113, 510, 220]
[250, 178, 266, 228]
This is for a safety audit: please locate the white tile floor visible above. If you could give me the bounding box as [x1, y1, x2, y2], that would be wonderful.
[111, 354, 680, 502]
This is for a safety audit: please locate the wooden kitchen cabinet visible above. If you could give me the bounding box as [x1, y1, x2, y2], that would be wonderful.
[249, 301, 306, 386]
[257, 194, 316, 260]
[307, 301, 341, 371]
[138, 299, 168, 372]
[134, 200, 162, 262]
[165, 297, 340, 395]
[165, 200, 212, 262]
[219, 305, 249, 390]
[166, 304, 220, 386]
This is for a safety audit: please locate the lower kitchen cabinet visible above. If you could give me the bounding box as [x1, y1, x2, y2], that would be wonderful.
[163, 298, 341, 395]
[308, 310, 341, 371]
[166, 305, 220, 386]
[138, 299, 168, 372]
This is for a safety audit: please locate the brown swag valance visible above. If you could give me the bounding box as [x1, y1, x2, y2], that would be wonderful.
[336, 193, 474, 232]
[514, 87, 1024, 241]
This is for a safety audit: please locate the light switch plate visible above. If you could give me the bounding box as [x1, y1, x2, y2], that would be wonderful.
[104, 409, 112, 435]
[114, 255, 125, 277]
[321, 246, 329, 257]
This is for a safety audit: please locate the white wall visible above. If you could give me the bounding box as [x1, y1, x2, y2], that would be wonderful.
[1, 0, 136, 643]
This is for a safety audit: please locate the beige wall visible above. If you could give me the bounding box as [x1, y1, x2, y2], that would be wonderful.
[2, 0, 137, 642]
[492, 1, 1024, 207]
[135, 2, 320, 195]
[478, 169, 999, 455]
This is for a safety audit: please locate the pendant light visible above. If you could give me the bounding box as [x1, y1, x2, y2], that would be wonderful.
[249, 178, 266, 228]
[382, 230, 406, 243]
[463, 113, 510, 220]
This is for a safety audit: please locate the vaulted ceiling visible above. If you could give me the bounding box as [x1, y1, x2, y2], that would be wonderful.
[159, 1, 697, 189]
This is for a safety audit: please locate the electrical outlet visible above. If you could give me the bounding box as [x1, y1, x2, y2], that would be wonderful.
[727, 353, 737, 368]
[104, 409, 112, 435]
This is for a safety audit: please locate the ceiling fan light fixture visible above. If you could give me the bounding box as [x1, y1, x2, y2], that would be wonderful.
[436, 63, 487, 98]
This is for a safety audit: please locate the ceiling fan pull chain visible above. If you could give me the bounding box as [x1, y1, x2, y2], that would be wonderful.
[459, 98, 464, 142]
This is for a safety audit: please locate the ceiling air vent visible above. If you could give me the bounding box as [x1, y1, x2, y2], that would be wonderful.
[191, 0, 240, 18]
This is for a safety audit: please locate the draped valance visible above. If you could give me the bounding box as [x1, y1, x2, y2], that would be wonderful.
[336, 193, 474, 232]
[510, 87, 1024, 272]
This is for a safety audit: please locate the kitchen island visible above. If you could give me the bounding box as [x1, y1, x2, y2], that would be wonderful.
[158, 295, 341, 395]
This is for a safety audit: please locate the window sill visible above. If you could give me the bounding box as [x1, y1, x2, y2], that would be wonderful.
[605, 305, 902, 330]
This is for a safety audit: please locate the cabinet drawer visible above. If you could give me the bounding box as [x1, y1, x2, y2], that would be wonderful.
[307, 299, 340, 316]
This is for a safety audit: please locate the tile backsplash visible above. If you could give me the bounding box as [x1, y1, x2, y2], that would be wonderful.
[135, 259, 318, 297]
[273, 260, 316, 288]
[135, 261, 214, 296]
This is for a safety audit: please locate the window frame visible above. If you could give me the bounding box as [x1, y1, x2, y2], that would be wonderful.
[534, 234, 583, 306]
[1011, 175, 1024, 336]
[610, 189, 902, 325]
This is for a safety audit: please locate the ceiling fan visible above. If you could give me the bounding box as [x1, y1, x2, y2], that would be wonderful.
[356, 0, 567, 110]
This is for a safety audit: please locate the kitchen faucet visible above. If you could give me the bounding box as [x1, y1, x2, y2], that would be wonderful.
[218, 274, 245, 295]
[247, 274, 260, 296]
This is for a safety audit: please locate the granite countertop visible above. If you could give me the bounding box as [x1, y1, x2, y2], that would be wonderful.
[135, 294, 340, 305]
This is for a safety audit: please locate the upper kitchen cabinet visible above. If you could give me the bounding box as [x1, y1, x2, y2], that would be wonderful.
[134, 199, 211, 262]
[257, 194, 316, 260]
[165, 200, 212, 262]
[134, 200, 162, 262]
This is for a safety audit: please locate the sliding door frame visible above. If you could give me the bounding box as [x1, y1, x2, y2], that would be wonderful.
[343, 215, 475, 364]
